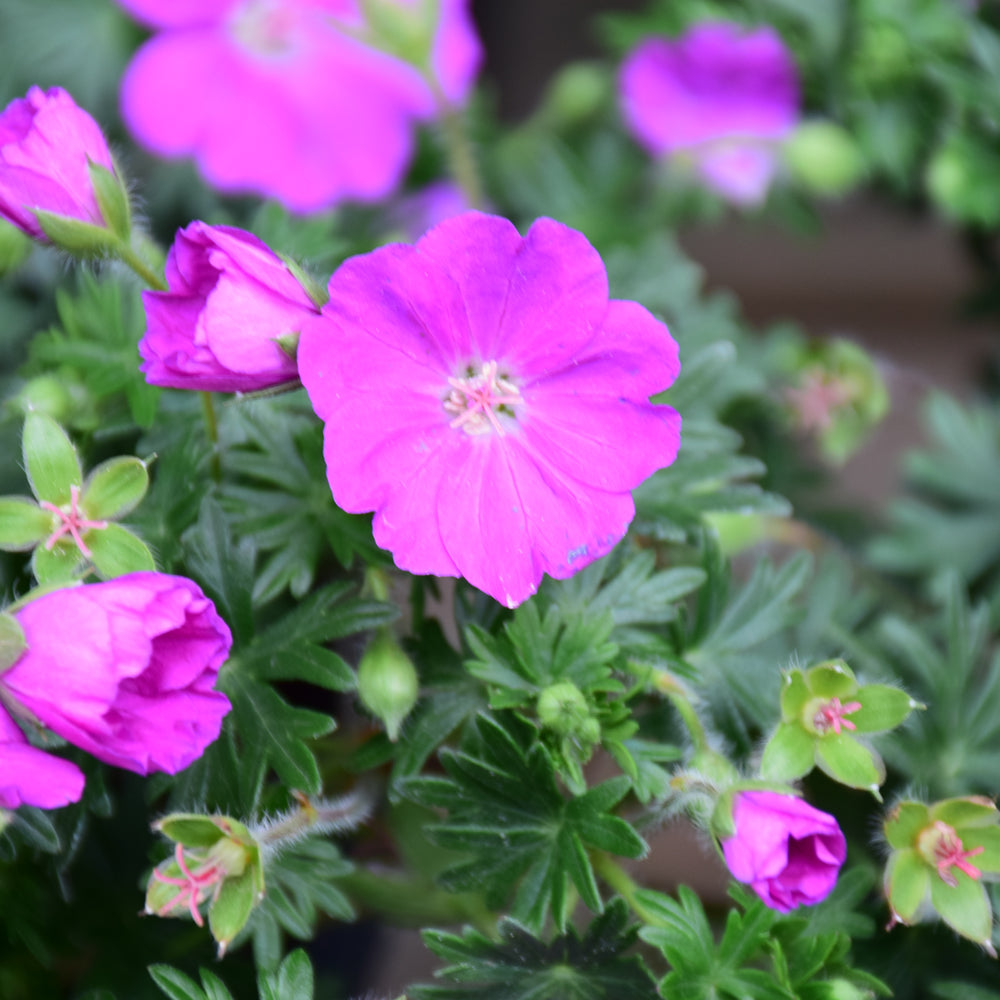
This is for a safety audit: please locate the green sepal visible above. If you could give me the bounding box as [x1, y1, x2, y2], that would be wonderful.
[815, 733, 885, 798]
[709, 790, 736, 839]
[279, 253, 328, 308]
[81, 456, 149, 520]
[850, 684, 922, 733]
[779, 669, 810, 721]
[929, 871, 994, 947]
[0, 613, 27, 674]
[961, 827, 1000, 875]
[805, 660, 858, 699]
[144, 858, 186, 917]
[885, 847, 929, 924]
[208, 869, 258, 956]
[87, 159, 130, 240]
[88, 524, 156, 579]
[34, 209, 117, 257]
[759, 721, 815, 782]
[931, 797, 1000, 831]
[155, 814, 231, 849]
[884, 800, 931, 849]
[0, 497, 52, 550]
[31, 541, 86, 586]
[22, 413, 82, 505]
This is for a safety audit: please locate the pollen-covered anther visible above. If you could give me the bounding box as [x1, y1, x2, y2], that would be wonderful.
[812, 696, 862, 735]
[38, 484, 107, 557]
[444, 360, 522, 436]
[919, 820, 985, 888]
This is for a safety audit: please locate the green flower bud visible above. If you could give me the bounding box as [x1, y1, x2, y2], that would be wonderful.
[543, 62, 612, 126]
[784, 122, 865, 197]
[927, 136, 1000, 228]
[537, 681, 594, 738]
[357, 630, 419, 741]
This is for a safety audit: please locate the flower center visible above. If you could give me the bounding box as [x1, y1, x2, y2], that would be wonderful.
[444, 361, 522, 436]
[150, 843, 226, 927]
[39, 484, 107, 558]
[784, 369, 856, 432]
[230, 0, 301, 57]
[917, 820, 985, 887]
[810, 696, 862, 736]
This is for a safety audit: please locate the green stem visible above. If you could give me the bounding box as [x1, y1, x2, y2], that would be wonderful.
[631, 662, 709, 752]
[117, 242, 167, 291]
[430, 80, 485, 209]
[200, 392, 222, 483]
[592, 853, 667, 928]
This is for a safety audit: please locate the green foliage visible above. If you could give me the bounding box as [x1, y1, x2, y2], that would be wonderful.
[637, 885, 890, 1000]
[413, 900, 658, 1000]
[149, 948, 314, 1000]
[403, 713, 646, 933]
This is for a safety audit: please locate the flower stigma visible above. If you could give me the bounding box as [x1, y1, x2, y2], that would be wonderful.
[444, 360, 522, 436]
[810, 696, 862, 736]
[39, 484, 107, 558]
[917, 820, 985, 888]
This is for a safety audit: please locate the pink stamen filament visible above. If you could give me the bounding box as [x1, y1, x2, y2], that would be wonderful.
[812, 697, 862, 735]
[151, 844, 224, 926]
[932, 824, 985, 888]
[38, 485, 107, 558]
[784, 370, 855, 432]
[444, 361, 522, 436]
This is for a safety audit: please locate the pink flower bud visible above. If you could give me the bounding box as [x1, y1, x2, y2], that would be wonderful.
[0, 86, 117, 240]
[138, 222, 318, 392]
[721, 790, 846, 912]
[1, 572, 232, 775]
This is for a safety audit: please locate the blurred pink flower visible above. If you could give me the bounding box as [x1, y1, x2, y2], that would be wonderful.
[116, 0, 481, 211]
[139, 221, 316, 392]
[2, 573, 232, 776]
[0, 708, 85, 810]
[722, 790, 846, 912]
[298, 211, 681, 608]
[0, 86, 117, 239]
[620, 23, 799, 205]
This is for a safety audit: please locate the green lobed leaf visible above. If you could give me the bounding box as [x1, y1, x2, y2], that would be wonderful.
[259, 950, 315, 1000]
[0, 496, 52, 550]
[87, 523, 156, 579]
[760, 721, 816, 782]
[148, 966, 209, 1000]
[22, 412, 82, 506]
[80, 456, 149, 520]
[885, 848, 930, 923]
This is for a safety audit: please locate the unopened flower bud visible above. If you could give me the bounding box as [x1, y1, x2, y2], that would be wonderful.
[784, 121, 865, 197]
[537, 681, 597, 742]
[357, 630, 419, 741]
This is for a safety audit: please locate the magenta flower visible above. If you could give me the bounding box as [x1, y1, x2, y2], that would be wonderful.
[139, 221, 317, 392]
[116, 0, 482, 212]
[0, 85, 117, 239]
[1, 573, 232, 775]
[619, 23, 799, 205]
[298, 211, 681, 608]
[721, 791, 846, 912]
[0, 708, 85, 811]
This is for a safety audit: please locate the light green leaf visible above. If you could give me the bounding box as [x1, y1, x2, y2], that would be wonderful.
[0, 497, 52, 550]
[805, 660, 858, 699]
[851, 684, 921, 733]
[81, 456, 149, 520]
[885, 848, 929, 923]
[930, 872, 993, 946]
[779, 670, 811, 721]
[760, 721, 815, 782]
[959, 827, 1000, 875]
[88, 523, 156, 579]
[31, 540, 86, 586]
[209, 870, 258, 955]
[931, 798, 1000, 830]
[815, 733, 885, 797]
[884, 801, 931, 850]
[22, 412, 82, 505]
[0, 613, 27, 674]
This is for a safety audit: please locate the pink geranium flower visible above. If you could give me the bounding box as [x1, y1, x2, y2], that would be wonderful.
[0, 86, 117, 240]
[620, 23, 799, 205]
[2, 573, 232, 776]
[721, 790, 846, 912]
[139, 221, 316, 392]
[298, 211, 681, 608]
[0, 708, 85, 810]
[115, 0, 481, 212]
